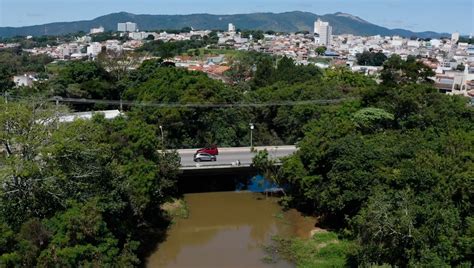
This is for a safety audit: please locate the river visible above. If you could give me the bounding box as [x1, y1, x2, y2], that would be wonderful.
[146, 191, 314, 268]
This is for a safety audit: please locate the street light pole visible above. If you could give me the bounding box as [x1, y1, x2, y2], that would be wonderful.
[53, 96, 62, 130]
[249, 123, 254, 149]
[159, 125, 164, 148]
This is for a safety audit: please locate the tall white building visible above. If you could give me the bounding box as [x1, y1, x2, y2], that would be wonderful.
[228, 23, 236, 33]
[118, 22, 137, 32]
[314, 19, 332, 46]
[451, 32, 460, 43]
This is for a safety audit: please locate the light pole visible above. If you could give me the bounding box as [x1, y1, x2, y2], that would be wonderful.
[159, 125, 164, 148]
[53, 96, 62, 130]
[3, 91, 8, 104]
[249, 123, 254, 149]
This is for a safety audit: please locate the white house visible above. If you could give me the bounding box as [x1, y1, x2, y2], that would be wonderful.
[90, 26, 105, 34]
[13, 74, 37, 87]
[86, 42, 102, 57]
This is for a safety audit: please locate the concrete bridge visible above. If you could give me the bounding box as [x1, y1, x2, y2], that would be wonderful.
[177, 145, 297, 171]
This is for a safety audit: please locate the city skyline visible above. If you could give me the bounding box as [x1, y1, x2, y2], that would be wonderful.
[0, 0, 472, 34]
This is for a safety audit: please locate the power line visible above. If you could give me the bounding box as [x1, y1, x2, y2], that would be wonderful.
[5, 96, 355, 108]
[53, 97, 354, 108]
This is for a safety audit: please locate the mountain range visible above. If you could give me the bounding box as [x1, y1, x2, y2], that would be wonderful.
[0, 11, 449, 38]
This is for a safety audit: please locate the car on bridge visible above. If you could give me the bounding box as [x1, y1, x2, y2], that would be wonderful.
[196, 145, 219, 155]
[193, 152, 217, 162]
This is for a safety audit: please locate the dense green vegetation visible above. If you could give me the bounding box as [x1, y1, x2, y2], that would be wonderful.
[240, 30, 265, 40]
[0, 34, 82, 49]
[380, 54, 435, 86]
[0, 100, 180, 266]
[458, 36, 474, 44]
[48, 60, 117, 98]
[137, 32, 218, 59]
[119, 55, 369, 148]
[356, 50, 387, 66]
[1, 47, 471, 266]
[0, 48, 53, 90]
[0, 49, 366, 265]
[268, 59, 473, 266]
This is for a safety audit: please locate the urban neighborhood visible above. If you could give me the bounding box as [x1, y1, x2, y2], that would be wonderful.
[4, 19, 474, 99]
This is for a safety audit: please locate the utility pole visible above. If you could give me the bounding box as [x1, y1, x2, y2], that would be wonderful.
[53, 96, 62, 129]
[249, 123, 254, 149]
[159, 125, 164, 149]
[3, 91, 9, 156]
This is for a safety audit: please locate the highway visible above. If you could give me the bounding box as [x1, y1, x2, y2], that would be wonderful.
[177, 146, 297, 169]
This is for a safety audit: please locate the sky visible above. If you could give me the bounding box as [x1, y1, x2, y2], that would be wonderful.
[0, 0, 473, 34]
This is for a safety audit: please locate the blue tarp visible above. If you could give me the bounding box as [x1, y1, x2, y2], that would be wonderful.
[236, 174, 284, 193]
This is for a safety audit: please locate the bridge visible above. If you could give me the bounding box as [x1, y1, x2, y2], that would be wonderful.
[177, 145, 297, 170]
[176, 145, 296, 193]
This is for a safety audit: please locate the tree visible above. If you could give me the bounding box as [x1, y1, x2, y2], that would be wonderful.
[0, 101, 181, 266]
[356, 51, 387, 66]
[0, 99, 63, 226]
[180, 27, 192, 33]
[315, 46, 327, 56]
[253, 56, 274, 88]
[353, 188, 417, 266]
[252, 149, 286, 195]
[456, 63, 465, 71]
[241, 30, 264, 40]
[0, 65, 15, 91]
[98, 50, 141, 81]
[381, 54, 435, 86]
[352, 107, 394, 133]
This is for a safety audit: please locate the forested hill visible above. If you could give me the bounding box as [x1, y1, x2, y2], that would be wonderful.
[0, 11, 447, 38]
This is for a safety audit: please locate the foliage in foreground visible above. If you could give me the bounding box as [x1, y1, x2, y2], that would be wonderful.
[0, 100, 180, 266]
[280, 82, 473, 266]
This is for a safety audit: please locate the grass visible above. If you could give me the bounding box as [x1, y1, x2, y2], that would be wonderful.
[309, 57, 332, 64]
[201, 48, 242, 57]
[161, 198, 189, 222]
[45, 61, 68, 74]
[264, 231, 355, 268]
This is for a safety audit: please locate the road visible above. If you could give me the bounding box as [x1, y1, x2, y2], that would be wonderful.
[178, 146, 297, 168]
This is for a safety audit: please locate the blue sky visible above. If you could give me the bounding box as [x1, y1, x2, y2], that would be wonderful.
[1, 0, 472, 34]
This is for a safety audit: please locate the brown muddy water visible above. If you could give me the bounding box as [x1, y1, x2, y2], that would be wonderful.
[146, 192, 314, 268]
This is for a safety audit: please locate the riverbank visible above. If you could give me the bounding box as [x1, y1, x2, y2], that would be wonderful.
[265, 231, 355, 267]
[161, 198, 189, 222]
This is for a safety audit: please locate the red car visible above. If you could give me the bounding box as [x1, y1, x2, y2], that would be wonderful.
[196, 145, 219, 155]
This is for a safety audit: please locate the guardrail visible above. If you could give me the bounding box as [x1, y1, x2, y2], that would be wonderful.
[180, 163, 253, 170]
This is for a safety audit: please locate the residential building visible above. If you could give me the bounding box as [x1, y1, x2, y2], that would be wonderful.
[87, 42, 102, 57]
[435, 66, 474, 96]
[13, 73, 37, 87]
[407, 40, 420, 48]
[314, 19, 332, 46]
[452, 32, 460, 43]
[118, 22, 137, 32]
[105, 40, 123, 52]
[90, 26, 105, 34]
[228, 23, 236, 33]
